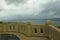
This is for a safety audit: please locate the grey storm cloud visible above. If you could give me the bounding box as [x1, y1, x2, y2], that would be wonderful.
[39, 0, 60, 18]
[0, 0, 60, 21]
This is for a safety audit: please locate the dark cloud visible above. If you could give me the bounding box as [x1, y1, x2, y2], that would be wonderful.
[39, 1, 60, 18]
[0, 0, 60, 21]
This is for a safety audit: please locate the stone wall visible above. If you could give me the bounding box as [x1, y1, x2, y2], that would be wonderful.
[0, 20, 60, 40]
[46, 20, 60, 40]
[0, 21, 49, 40]
[48, 25, 60, 40]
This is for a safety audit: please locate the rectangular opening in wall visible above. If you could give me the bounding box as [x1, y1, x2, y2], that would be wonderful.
[12, 26, 15, 30]
[34, 28, 37, 33]
[40, 28, 44, 33]
[9, 26, 11, 30]
[13, 25, 15, 30]
[9, 25, 15, 30]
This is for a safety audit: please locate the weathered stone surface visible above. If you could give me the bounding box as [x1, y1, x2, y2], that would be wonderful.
[0, 20, 59, 40]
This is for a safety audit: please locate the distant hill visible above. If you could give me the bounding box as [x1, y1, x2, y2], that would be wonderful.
[48, 18, 60, 21]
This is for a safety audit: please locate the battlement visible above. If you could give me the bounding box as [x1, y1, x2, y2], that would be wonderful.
[0, 20, 60, 40]
[0, 21, 47, 36]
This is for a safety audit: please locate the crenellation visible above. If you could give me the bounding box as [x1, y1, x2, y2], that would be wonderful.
[46, 20, 52, 25]
[0, 20, 59, 40]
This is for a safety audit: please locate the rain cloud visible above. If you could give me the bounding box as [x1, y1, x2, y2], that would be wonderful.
[0, 0, 60, 21]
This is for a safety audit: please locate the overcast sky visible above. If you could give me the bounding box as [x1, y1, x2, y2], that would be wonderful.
[0, 0, 60, 21]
